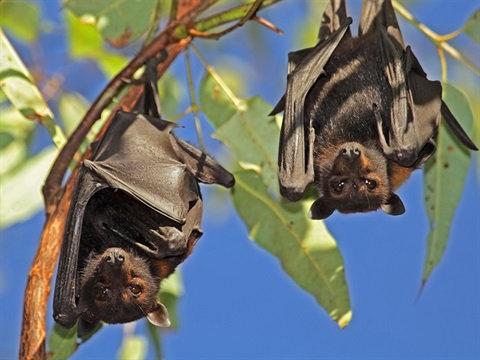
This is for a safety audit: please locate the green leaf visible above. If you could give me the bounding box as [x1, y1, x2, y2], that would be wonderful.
[231, 170, 351, 327]
[199, 72, 237, 128]
[159, 73, 183, 120]
[0, 106, 35, 176]
[118, 335, 147, 360]
[65, 0, 159, 47]
[47, 322, 102, 360]
[0, 146, 57, 229]
[0, 30, 66, 148]
[199, 68, 349, 325]
[214, 97, 279, 191]
[463, 9, 480, 43]
[47, 324, 78, 360]
[200, 73, 278, 190]
[0, 1, 40, 43]
[58, 93, 89, 136]
[422, 83, 475, 282]
[65, 12, 128, 78]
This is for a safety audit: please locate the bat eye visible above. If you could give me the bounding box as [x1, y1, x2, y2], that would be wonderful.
[129, 283, 142, 296]
[96, 287, 110, 301]
[332, 180, 345, 193]
[364, 179, 377, 190]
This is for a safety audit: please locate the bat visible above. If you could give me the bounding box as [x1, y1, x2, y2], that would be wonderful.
[53, 59, 235, 337]
[272, 0, 477, 219]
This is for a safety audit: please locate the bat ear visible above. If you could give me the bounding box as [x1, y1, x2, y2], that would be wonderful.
[77, 316, 100, 338]
[381, 193, 405, 216]
[147, 302, 171, 328]
[308, 197, 335, 220]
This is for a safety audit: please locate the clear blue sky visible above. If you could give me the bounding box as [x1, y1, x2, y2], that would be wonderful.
[1, 1, 479, 359]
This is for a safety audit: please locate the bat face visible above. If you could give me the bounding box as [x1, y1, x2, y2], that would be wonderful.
[78, 247, 161, 325]
[314, 142, 390, 214]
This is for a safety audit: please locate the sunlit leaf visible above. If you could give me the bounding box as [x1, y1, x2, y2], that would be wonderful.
[0, 30, 66, 148]
[422, 83, 475, 282]
[65, 0, 159, 47]
[159, 73, 183, 120]
[0, 0, 40, 43]
[463, 9, 480, 43]
[231, 170, 351, 327]
[199, 68, 349, 325]
[199, 72, 237, 128]
[0, 147, 57, 229]
[0, 106, 35, 176]
[200, 73, 278, 191]
[65, 12, 128, 78]
[48, 322, 102, 360]
[58, 93, 89, 136]
[118, 335, 147, 360]
[47, 324, 78, 360]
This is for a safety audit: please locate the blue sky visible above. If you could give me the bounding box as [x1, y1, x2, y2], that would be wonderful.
[1, 1, 479, 359]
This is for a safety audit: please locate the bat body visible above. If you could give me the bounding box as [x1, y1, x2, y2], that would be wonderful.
[273, 0, 477, 219]
[53, 60, 234, 337]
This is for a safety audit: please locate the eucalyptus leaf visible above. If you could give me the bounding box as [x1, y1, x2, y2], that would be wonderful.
[0, 30, 66, 148]
[200, 73, 278, 191]
[118, 335, 147, 360]
[65, 12, 128, 78]
[0, 106, 35, 176]
[65, 0, 159, 47]
[231, 170, 351, 327]
[0, 0, 40, 43]
[58, 93, 89, 136]
[463, 9, 480, 43]
[422, 83, 475, 282]
[0, 146, 57, 229]
[47, 324, 78, 360]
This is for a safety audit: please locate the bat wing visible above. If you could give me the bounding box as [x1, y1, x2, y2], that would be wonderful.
[270, 0, 350, 116]
[364, 0, 476, 167]
[278, 18, 352, 201]
[86, 111, 198, 223]
[53, 167, 108, 329]
[171, 136, 235, 188]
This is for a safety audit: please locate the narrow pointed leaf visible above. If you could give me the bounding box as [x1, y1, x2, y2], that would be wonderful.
[65, 0, 159, 47]
[118, 335, 147, 360]
[0, 30, 66, 148]
[463, 9, 480, 43]
[423, 83, 475, 282]
[231, 170, 351, 327]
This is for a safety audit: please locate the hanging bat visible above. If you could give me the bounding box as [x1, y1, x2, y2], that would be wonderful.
[53, 59, 234, 337]
[272, 0, 477, 219]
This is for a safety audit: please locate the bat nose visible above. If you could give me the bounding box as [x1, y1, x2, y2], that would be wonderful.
[340, 146, 360, 160]
[105, 248, 125, 266]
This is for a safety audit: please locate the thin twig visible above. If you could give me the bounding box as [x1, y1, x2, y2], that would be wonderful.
[190, 44, 244, 111]
[188, 0, 264, 39]
[253, 15, 284, 35]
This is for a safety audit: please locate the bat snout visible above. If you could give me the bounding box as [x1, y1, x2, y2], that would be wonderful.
[340, 145, 361, 161]
[103, 248, 126, 267]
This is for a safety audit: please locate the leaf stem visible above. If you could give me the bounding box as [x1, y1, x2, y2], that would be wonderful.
[184, 47, 205, 152]
[392, 1, 480, 75]
[190, 44, 243, 111]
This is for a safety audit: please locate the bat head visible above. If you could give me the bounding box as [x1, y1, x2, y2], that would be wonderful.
[77, 247, 170, 337]
[311, 142, 405, 219]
